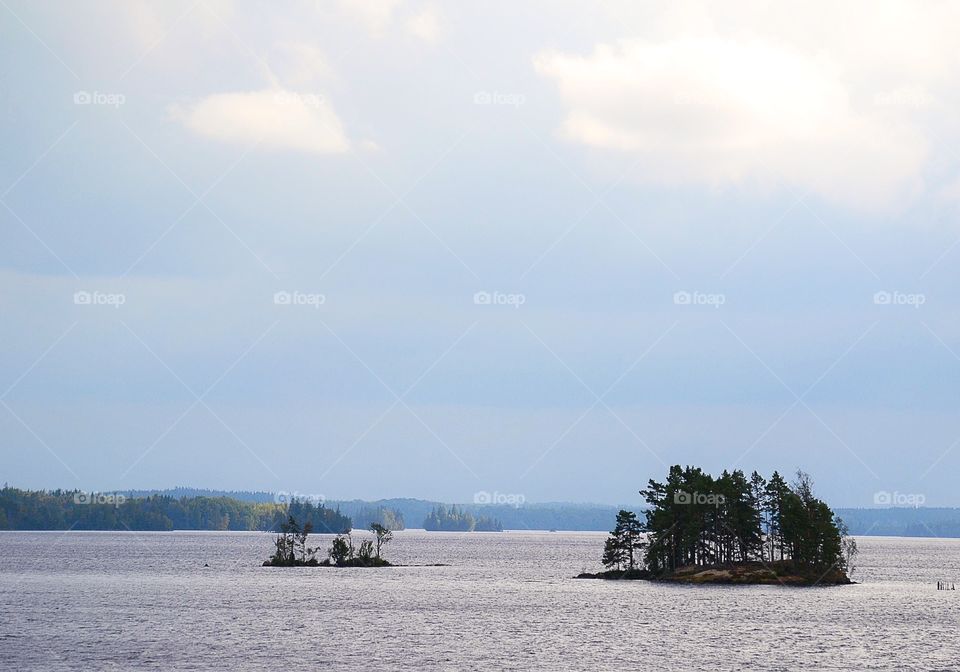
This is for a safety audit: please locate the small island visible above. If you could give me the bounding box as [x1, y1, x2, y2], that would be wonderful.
[263, 516, 395, 567]
[423, 505, 503, 532]
[576, 466, 857, 586]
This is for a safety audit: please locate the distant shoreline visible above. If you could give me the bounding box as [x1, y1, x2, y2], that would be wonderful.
[5, 487, 960, 537]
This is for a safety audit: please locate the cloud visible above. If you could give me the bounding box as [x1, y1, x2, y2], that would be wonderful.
[170, 89, 350, 154]
[273, 42, 335, 87]
[338, 0, 401, 35]
[536, 36, 930, 211]
[406, 9, 441, 43]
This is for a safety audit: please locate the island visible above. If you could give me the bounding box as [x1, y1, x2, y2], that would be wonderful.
[423, 505, 503, 531]
[263, 517, 394, 567]
[576, 466, 857, 586]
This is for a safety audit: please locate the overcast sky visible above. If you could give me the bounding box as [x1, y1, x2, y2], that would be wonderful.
[2, 1, 960, 507]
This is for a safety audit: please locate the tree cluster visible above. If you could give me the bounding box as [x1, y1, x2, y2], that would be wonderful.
[351, 505, 405, 531]
[423, 505, 502, 532]
[602, 466, 855, 575]
[265, 516, 320, 566]
[324, 523, 394, 567]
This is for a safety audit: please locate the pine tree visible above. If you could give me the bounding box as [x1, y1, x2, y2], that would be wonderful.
[602, 510, 645, 571]
[764, 471, 789, 561]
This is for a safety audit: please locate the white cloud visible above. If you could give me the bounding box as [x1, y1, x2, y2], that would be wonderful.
[536, 35, 929, 211]
[406, 9, 441, 43]
[170, 89, 350, 154]
[338, 0, 401, 35]
[273, 42, 335, 87]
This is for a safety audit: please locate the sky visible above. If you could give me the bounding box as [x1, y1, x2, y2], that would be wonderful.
[2, 0, 960, 508]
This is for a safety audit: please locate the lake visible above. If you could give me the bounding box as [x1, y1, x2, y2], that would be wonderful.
[1, 531, 957, 671]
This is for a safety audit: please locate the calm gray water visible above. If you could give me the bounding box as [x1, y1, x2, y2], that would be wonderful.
[1, 531, 958, 671]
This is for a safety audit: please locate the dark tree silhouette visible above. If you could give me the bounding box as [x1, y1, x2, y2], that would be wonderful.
[370, 523, 393, 559]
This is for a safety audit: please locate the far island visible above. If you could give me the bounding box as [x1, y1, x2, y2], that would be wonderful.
[423, 505, 503, 531]
[577, 466, 857, 586]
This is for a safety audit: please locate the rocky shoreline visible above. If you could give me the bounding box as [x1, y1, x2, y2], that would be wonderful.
[576, 561, 852, 586]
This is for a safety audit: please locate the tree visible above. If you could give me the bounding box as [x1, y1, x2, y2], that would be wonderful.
[749, 471, 769, 560]
[764, 471, 790, 561]
[357, 539, 374, 562]
[370, 523, 393, 559]
[837, 518, 858, 576]
[329, 534, 353, 566]
[602, 510, 645, 571]
[779, 470, 846, 570]
[300, 521, 319, 563]
[602, 535, 627, 570]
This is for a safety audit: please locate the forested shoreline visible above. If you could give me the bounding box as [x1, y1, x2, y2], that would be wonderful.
[0, 487, 351, 532]
[4, 485, 959, 536]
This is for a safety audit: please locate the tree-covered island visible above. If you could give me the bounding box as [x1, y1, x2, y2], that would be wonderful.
[423, 505, 503, 531]
[578, 466, 857, 586]
[263, 517, 395, 567]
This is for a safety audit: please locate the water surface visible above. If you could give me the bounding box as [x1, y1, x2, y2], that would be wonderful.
[1, 531, 957, 671]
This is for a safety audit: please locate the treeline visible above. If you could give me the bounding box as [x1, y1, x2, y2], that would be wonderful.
[0, 487, 351, 532]
[618, 466, 854, 574]
[351, 505, 405, 531]
[123, 487, 277, 503]
[423, 505, 502, 531]
[835, 508, 960, 537]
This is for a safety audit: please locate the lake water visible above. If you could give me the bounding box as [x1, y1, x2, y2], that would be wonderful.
[1, 531, 958, 671]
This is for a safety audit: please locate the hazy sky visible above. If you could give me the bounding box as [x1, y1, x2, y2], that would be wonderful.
[2, 1, 960, 507]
